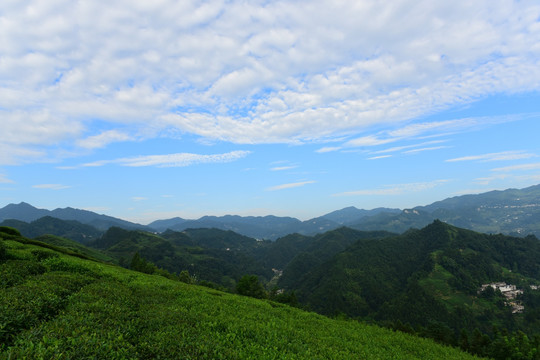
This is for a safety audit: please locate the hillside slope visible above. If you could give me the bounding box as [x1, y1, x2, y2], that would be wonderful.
[0, 226, 477, 359]
[289, 221, 540, 339]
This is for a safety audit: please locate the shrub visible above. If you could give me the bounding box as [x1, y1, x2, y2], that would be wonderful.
[0, 240, 6, 261]
[236, 275, 267, 299]
[32, 249, 60, 262]
[0, 226, 21, 237]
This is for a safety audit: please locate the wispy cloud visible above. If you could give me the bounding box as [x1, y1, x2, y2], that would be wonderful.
[370, 140, 448, 155]
[132, 197, 147, 202]
[0, 174, 14, 183]
[271, 165, 298, 171]
[446, 151, 536, 162]
[343, 116, 521, 150]
[82, 150, 251, 168]
[475, 171, 540, 186]
[32, 184, 72, 190]
[367, 155, 392, 160]
[333, 180, 449, 197]
[491, 162, 540, 172]
[402, 146, 450, 155]
[266, 181, 315, 191]
[77, 130, 133, 150]
[316, 146, 342, 153]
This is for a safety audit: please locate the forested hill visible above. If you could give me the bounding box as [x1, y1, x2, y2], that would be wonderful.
[0, 226, 477, 359]
[286, 221, 540, 349]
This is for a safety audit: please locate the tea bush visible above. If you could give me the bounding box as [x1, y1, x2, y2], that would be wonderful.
[1, 232, 479, 359]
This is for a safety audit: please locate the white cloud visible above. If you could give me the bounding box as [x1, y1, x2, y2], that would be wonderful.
[334, 180, 449, 196]
[76, 130, 134, 150]
[82, 150, 251, 168]
[370, 140, 448, 155]
[491, 162, 540, 172]
[0, 174, 14, 183]
[446, 151, 536, 162]
[367, 155, 392, 160]
[343, 115, 522, 150]
[0, 0, 539, 163]
[271, 165, 298, 171]
[266, 180, 315, 191]
[316, 146, 342, 153]
[32, 184, 71, 190]
[402, 146, 451, 154]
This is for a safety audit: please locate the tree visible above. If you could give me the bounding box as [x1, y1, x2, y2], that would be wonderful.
[179, 270, 194, 284]
[236, 275, 267, 299]
[130, 252, 156, 274]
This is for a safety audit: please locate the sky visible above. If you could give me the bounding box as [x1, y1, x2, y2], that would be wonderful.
[1, 0, 540, 224]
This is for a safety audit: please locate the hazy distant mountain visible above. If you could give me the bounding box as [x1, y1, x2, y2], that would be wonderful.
[150, 215, 303, 240]
[149, 210, 394, 240]
[0, 216, 102, 244]
[0, 202, 50, 222]
[0, 202, 149, 231]
[349, 184, 540, 237]
[147, 217, 187, 231]
[321, 206, 401, 224]
[3, 184, 540, 240]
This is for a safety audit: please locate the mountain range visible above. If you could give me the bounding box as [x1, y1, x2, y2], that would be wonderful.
[2, 184, 540, 241]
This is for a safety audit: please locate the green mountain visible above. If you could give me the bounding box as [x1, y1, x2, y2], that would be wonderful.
[0, 226, 477, 359]
[89, 226, 273, 287]
[278, 227, 395, 289]
[287, 221, 540, 341]
[0, 216, 102, 244]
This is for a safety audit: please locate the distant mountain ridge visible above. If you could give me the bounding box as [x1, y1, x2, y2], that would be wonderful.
[2, 183, 540, 240]
[349, 184, 540, 237]
[0, 202, 148, 231]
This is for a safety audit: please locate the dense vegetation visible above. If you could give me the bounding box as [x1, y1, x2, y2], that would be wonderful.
[2, 211, 540, 358]
[0, 226, 477, 359]
[286, 221, 540, 358]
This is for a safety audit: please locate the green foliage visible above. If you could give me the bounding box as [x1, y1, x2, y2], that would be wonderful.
[278, 228, 392, 289]
[0, 229, 478, 359]
[178, 270, 194, 284]
[130, 251, 156, 274]
[34, 234, 115, 263]
[0, 260, 47, 288]
[269, 288, 299, 307]
[0, 240, 6, 261]
[90, 227, 274, 288]
[31, 249, 59, 261]
[288, 220, 540, 356]
[0, 226, 21, 237]
[236, 274, 268, 299]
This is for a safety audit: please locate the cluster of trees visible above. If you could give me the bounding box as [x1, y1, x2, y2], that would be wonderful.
[391, 321, 540, 360]
[235, 274, 298, 306]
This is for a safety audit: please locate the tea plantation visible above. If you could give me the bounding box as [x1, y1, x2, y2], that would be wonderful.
[0, 227, 479, 359]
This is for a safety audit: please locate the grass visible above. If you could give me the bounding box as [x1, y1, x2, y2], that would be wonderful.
[0, 232, 480, 359]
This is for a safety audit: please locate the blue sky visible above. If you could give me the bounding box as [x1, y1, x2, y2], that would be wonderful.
[1, 0, 540, 223]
